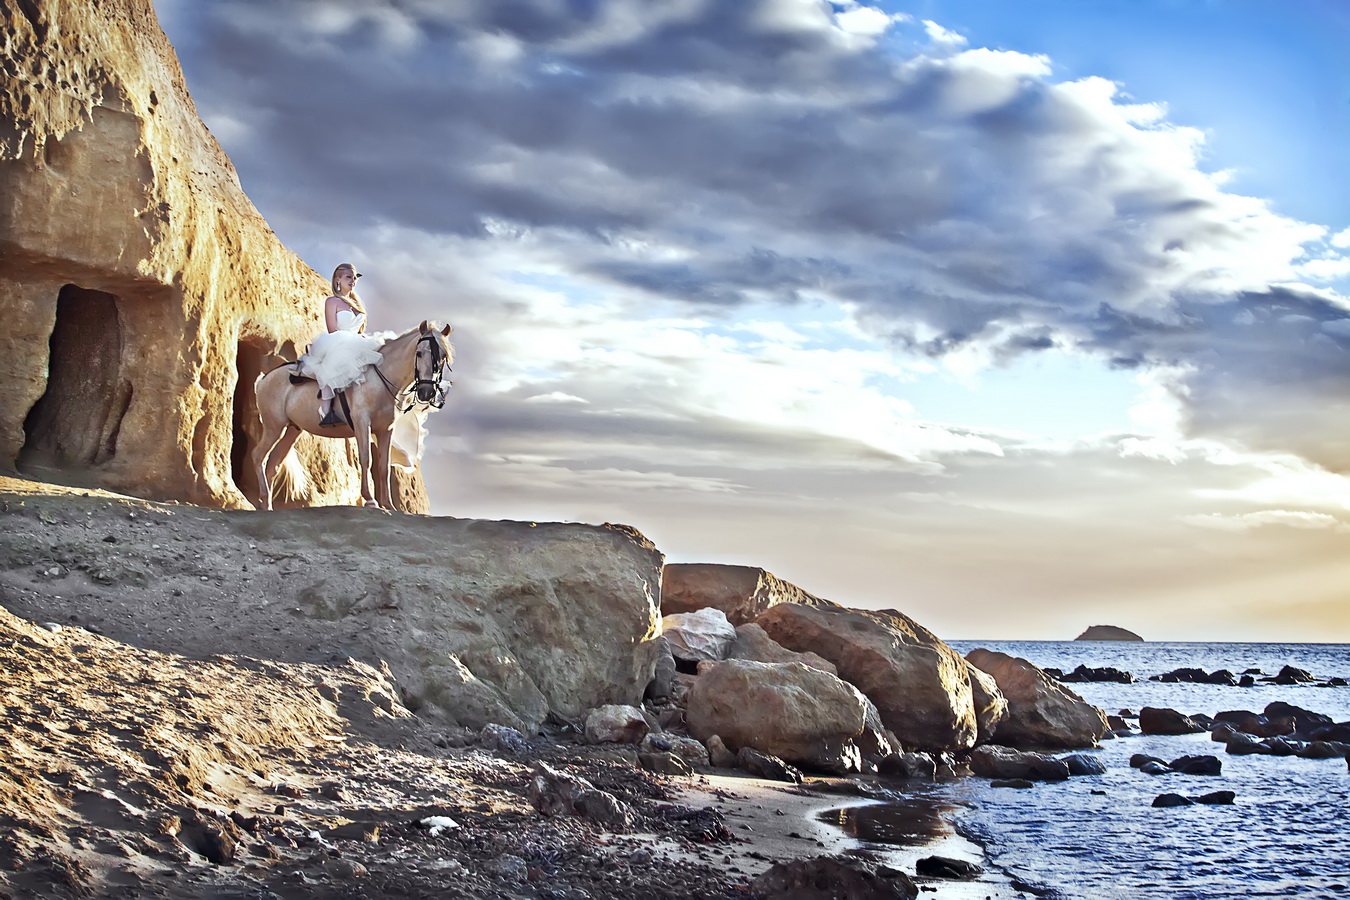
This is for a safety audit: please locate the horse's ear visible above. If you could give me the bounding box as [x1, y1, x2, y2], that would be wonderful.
[420, 319, 430, 333]
[441, 323, 454, 336]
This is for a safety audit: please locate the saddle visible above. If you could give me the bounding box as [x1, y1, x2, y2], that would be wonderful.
[285, 361, 314, 385]
[278, 361, 353, 428]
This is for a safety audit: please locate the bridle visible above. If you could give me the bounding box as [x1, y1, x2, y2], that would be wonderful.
[373, 332, 452, 413]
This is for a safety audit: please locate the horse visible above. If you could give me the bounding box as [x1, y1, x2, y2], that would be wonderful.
[252, 320, 453, 511]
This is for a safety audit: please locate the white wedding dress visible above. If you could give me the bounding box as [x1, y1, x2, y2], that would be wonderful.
[304, 307, 383, 391]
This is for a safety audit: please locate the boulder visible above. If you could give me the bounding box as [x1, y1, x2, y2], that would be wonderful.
[750, 855, 918, 900]
[640, 733, 711, 768]
[1169, 755, 1222, 776]
[755, 603, 984, 751]
[644, 636, 677, 701]
[727, 623, 837, 675]
[735, 747, 803, 784]
[968, 746, 1070, 782]
[704, 734, 737, 768]
[686, 659, 867, 772]
[968, 664, 1010, 743]
[1074, 625, 1144, 641]
[966, 649, 1107, 749]
[0, 494, 663, 734]
[0, 0, 427, 511]
[915, 856, 982, 880]
[662, 608, 738, 664]
[1061, 754, 1107, 776]
[1152, 793, 1194, 808]
[660, 563, 834, 624]
[856, 697, 900, 763]
[1139, 707, 1207, 736]
[584, 705, 650, 745]
[876, 752, 936, 779]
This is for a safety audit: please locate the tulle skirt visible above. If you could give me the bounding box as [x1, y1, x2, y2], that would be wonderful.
[304, 329, 383, 391]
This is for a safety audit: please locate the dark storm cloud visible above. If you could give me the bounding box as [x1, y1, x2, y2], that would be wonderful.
[170, 0, 1350, 463]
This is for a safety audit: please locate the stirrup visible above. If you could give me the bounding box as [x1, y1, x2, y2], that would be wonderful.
[319, 407, 345, 427]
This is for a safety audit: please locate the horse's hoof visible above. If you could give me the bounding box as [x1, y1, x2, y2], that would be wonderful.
[363, 500, 381, 509]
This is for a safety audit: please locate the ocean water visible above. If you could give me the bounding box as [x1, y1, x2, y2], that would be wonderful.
[920, 641, 1350, 900]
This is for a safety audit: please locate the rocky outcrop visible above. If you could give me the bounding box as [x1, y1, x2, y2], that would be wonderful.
[0, 0, 427, 511]
[660, 563, 834, 623]
[1075, 625, 1144, 641]
[966, 649, 1108, 749]
[755, 603, 989, 751]
[662, 607, 738, 663]
[685, 659, 867, 773]
[0, 485, 662, 733]
[727, 623, 837, 675]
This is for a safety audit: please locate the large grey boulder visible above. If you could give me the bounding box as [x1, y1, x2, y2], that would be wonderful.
[727, 623, 837, 675]
[968, 664, 1010, 744]
[966, 649, 1108, 749]
[660, 563, 834, 624]
[0, 494, 663, 734]
[754, 603, 983, 751]
[685, 659, 868, 773]
[661, 608, 738, 664]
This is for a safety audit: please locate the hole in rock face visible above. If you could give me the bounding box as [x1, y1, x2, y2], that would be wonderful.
[19, 285, 132, 474]
[231, 338, 273, 501]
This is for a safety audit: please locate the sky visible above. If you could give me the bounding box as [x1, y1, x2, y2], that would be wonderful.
[152, 0, 1350, 642]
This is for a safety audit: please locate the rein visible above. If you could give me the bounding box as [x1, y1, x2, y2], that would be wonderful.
[371, 332, 451, 414]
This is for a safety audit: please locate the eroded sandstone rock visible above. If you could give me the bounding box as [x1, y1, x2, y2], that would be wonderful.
[727, 623, 837, 675]
[0, 0, 427, 511]
[755, 603, 984, 751]
[660, 563, 834, 624]
[686, 659, 867, 772]
[966, 648, 1108, 749]
[0, 490, 663, 733]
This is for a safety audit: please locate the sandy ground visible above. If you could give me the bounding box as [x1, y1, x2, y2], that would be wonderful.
[0, 476, 1036, 899]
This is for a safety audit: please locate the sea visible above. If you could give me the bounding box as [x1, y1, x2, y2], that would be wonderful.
[827, 641, 1350, 900]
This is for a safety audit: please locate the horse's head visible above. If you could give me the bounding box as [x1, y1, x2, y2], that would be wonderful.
[414, 320, 454, 406]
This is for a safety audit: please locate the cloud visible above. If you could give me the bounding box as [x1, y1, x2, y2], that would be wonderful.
[160, 1, 1350, 638]
[1180, 510, 1350, 533]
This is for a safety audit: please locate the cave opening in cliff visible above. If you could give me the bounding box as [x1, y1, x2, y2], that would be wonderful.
[19, 285, 133, 475]
[231, 337, 275, 504]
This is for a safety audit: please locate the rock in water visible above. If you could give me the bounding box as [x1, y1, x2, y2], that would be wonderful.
[751, 855, 919, 899]
[1139, 707, 1208, 736]
[966, 649, 1108, 749]
[686, 659, 867, 772]
[756, 603, 992, 751]
[1074, 625, 1144, 641]
[969, 746, 1070, 781]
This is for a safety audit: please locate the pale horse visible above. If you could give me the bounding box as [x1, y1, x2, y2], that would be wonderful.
[252, 320, 453, 510]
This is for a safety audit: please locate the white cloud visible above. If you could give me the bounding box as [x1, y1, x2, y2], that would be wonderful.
[1180, 510, 1349, 533]
[922, 19, 967, 48]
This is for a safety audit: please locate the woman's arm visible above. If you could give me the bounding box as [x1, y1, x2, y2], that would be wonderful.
[324, 295, 343, 332]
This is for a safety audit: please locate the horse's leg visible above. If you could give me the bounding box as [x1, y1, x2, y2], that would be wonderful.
[355, 418, 377, 508]
[262, 426, 302, 508]
[374, 427, 393, 511]
[253, 417, 288, 512]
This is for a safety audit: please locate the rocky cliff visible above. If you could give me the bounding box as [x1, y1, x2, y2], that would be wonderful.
[0, 477, 663, 732]
[0, 0, 427, 511]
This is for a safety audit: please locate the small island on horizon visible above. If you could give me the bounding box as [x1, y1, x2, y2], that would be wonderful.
[1075, 624, 1145, 642]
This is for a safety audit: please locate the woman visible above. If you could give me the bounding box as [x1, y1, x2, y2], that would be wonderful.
[303, 263, 383, 426]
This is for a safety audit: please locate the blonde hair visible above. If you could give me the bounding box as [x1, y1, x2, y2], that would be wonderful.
[330, 263, 366, 314]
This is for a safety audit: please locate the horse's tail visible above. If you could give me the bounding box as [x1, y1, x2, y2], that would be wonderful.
[272, 452, 310, 503]
[253, 368, 309, 504]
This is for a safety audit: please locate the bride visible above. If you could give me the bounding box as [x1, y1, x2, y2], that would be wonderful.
[303, 263, 383, 427]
